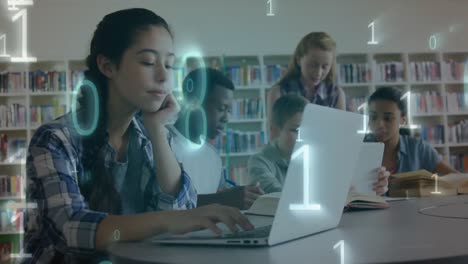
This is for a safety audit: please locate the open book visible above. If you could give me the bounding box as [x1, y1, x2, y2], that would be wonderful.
[389, 170, 468, 197]
[346, 192, 389, 209]
[245, 191, 389, 216]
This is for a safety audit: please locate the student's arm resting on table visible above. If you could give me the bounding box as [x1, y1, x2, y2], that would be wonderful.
[418, 139, 457, 176]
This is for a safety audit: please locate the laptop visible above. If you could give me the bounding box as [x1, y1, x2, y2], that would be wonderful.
[150, 104, 365, 246]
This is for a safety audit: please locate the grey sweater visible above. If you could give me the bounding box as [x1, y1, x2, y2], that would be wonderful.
[248, 141, 289, 193]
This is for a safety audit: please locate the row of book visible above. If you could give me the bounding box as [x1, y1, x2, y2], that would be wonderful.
[30, 103, 67, 127]
[0, 242, 12, 261]
[214, 130, 268, 154]
[224, 164, 249, 186]
[0, 135, 26, 163]
[70, 70, 85, 91]
[373, 61, 405, 82]
[444, 59, 468, 82]
[29, 70, 67, 92]
[230, 98, 264, 120]
[0, 175, 22, 197]
[265, 64, 288, 86]
[339, 63, 372, 84]
[446, 92, 468, 113]
[346, 96, 366, 113]
[450, 154, 468, 172]
[0, 72, 26, 93]
[225, 65, 262, 87]
[448, 119, 468, 144]
[409, 61, 441, 82]
[410, 91, 444, 114]
[419, 124, 445, 145]
[0, 103, 27, 128]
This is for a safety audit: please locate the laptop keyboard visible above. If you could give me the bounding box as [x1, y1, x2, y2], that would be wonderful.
[222, 225, 272, 238]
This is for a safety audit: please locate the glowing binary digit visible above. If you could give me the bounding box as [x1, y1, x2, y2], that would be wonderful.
[10, 7, 36, 63]
[431, 174, 441, 194]
[71, 80, 99, 136]
[357, 102, 368, 134]
[0, 34, 10, 57]
[400, 91, 420, 129]
[267, 0, 275, 16]
[429, 35, 437, 50]
[333, 240, 345, 264]
[367, 21, 378, 45]
[296, 128, 303, 142]
[113, 230, 121, 241]
[289, 145, 321, 211]
[180, 52, 207, 151]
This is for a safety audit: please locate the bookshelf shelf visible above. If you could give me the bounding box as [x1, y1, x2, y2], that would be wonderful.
[447, 143, 468, 148]
[0, 162, 24, 166]
[0, 93, 27, 97]
[29, 91, 68, 96]
[0, 231, 23, 235]
[0, 127, 27, 131]
[0, 196, 24, 201]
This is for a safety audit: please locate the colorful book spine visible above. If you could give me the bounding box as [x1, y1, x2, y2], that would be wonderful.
[450, 154, 468, 172]
[0, 175, 21, 197]
[446, 92, 468, 113]
[215, 129, 267, 154]
[265, 64, 288, 85]
[230, 98, 264, 120]
[448, 119, 468, 144]
[444, 59, 468, 81]
[411, 91, 444, 114]
[0, 72, 27, 93]
[228, 164, 249, 186]
[0, 103, 27, 128]
[0, 137, 26, 163]
[29, 70, 67, 92]
[373, 61, 405, 82]
[339, 63, 371, 83]
[419, 124, 445, 145]
[30, 102, 67, 127]
[225, 65, 262, 86]
[409, 61, 441, 82]
[70, 70, 85, 91]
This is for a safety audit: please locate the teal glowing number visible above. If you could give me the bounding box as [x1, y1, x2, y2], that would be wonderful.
[71, 79, 99, 136]
[180, 52, 208, 149]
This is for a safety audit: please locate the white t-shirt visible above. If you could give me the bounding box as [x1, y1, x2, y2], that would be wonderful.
[169, 126, 224, 195]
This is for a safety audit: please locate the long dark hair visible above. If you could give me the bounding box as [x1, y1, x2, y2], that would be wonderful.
[78, 8, 172, 214]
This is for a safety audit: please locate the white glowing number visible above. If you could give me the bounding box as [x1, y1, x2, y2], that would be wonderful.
[333, 240, 345, 264]
[113, 230, 121, 241]
[400, 92, 420, 129]
[357, 102, 368, 134]
[429, 35, 437, 50]
[11, 8, 37, 62]
[0, 34, 9, 57]
[8, 0, 33, 11]
[267, 0, 274, 16]
[367, 21, 378, 45]
[296, 128, 303, 142]
[431, 174, 441, 194]
[289, 145, 321, 211]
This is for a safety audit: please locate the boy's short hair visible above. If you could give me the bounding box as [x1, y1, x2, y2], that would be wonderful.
[272, 94, 309, 128]
[182, 68, 235, 104]
[368, 87, 407, 117]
